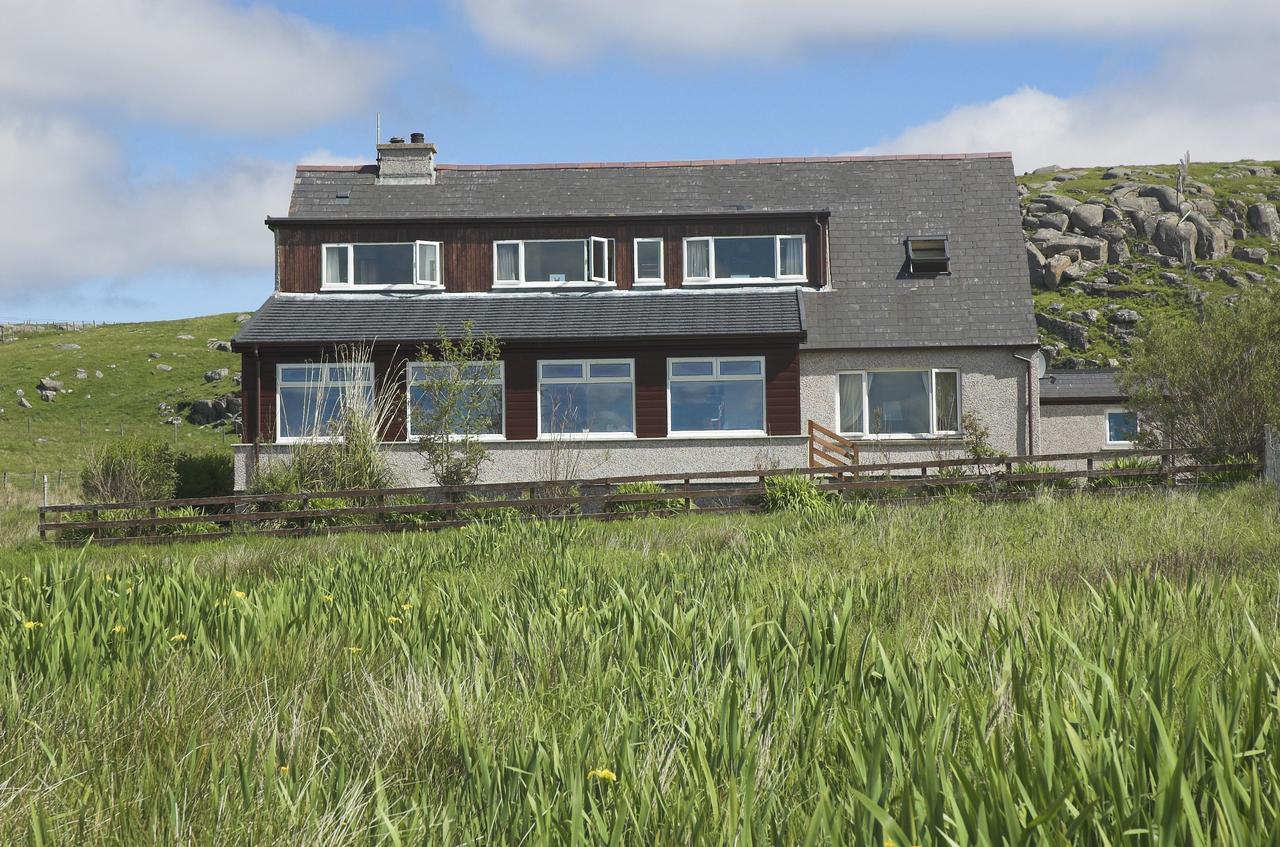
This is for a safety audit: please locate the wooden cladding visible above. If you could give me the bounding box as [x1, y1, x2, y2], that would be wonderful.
[243, 341, 800, 444]
[273, 215, 827, 294]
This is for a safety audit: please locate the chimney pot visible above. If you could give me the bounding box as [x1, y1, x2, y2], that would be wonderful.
[410, 132, 425, 144]
[388, 136, 404, 144]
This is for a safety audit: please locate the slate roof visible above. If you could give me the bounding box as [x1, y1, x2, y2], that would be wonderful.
[1039, 369, 1127, 403]
[232, 289, 806, 348]
[267, 152, 1037, 350]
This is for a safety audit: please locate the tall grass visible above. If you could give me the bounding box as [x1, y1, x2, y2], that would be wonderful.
[1, 485, 1278, 844]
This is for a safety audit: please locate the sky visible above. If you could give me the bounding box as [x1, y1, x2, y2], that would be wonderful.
[0, 0, 1277, 323]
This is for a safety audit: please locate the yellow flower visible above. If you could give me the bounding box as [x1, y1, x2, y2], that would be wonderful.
[587, 768, 617, 782]
[559, 588, 568, 594]
[321, 594, 334, 603]
[400, 602, 413, 612]
[278, 765, 289, 776]
[110, 625, 126, 634]
[386, 615, 402, 624]
[22, 620, 42, 631]
[230, 590, 247, 600]
[170, 632, 187, 642]
[104, 574, 113, 582]
[347, 646, 362, 654]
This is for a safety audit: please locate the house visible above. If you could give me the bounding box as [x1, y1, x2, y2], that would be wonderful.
[1038, 369, 1138, 454]
[230, 136, 1041, 488]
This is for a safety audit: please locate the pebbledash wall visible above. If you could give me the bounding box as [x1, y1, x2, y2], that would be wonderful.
[1039, 404, 1122, 456]
[232, 346, 1038, 488]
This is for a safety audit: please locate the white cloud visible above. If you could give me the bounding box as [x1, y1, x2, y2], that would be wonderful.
[461, 0, 1279, 62]
[0, 0, 395, 133]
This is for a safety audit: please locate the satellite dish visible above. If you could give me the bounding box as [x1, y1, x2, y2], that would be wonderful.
[1033, 351, 1048, 379]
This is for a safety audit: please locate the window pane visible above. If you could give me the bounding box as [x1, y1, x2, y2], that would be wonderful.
[714, 236, 775, 279]
[279, 386, 344, 439]
[636, 240, 663, 280]
[779, 236, 805, 277]
[671, 360, 714, 377]
[324, 246, 348, 284]
[409, 383, 503, 436]
[589, 362, 630, 379]
[1108, 411, 1138, 443]
[867, 371, 930, 435]
[719, 360, 762, 376]
[591, 238, 610, 281]
[496, 243, 520, 281]
[838, 373, 864, 433]
[540, 362, 583, 380]
[910, 239, 947, 260]
[540, 383, 633, 434]
[686, 239, 710, 278]
[352, 244, 414, 285]
[280, 366, 323, 383]
[524, 240, 586, 283]
[670, 380, 763, 432]
[417, 242, 439, 283]
[933, 371, 960, 432]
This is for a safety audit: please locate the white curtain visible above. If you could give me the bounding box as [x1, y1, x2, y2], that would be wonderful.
[496, 243, 519, 281]
[686, 239, 710, 278]
[838, 373, 863, 433]
[780, 237, 804, 276]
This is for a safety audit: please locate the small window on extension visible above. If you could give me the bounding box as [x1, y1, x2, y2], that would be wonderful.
[906, 237, 950, 275]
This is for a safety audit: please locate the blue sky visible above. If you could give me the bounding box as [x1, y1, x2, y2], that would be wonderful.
[0, 0, 1275, 324]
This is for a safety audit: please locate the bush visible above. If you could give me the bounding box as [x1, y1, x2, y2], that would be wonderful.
[605, 481, 690, 516]
[1005, 462, 1075, 493]
[80, 440, 178, 503]
[1090, 457, 1162, 489]
[1199, 453, 1260, 485]
[174, 450, 234, 499]
[924, 465, 982, 498]
[759, 474, 833, 514]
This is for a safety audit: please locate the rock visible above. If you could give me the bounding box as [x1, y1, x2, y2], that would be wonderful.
[1185, 211, 1232, 259]
[1063, 260, 1101, 282]
[39, 390, 56, 403]
[1017, 183, 1030, 197]
[74, 368, 87, 379]
[17, 397, 31, 409]
[14, 388, 22, 397]
[1068, 203, 1106, 234]
[1218, 268, 1243, 287]
[157, 402, 173, 413]
[148, 352, 161, 359]
[1158, 272, 1182, 285]
[1025, 242, 1046, 286]
[1041, 212, 1069, 232]
[1233, 246, 1270, 264]
[176, 334, 195, 341]
[1022, 215, 1040, 229]
[1138, 185, 1183, 213]
[1038, 195, 1080, 214]
[1244, 164, 1276, 177]
[36, 377, 63, 392]
[94, 370, 103, 379]
[1042, 254, 1072, 289]
[1036, 314, 1090, 351]
[233, 373, 242, 386]
[1049, 302, 1064, 312]
[1083, 309, 1102, 323]
[1246, 271, 1266, 283]
[55, 343, 81, 350]
[1031, 165, 1060, 175]
[1246, 203, 1280, 240]
[1104, 268, 1130, 285]
[1123, 209, 1159, 241]
[1152, 215, 1198, 262]
[1031, 231, 1109, 262]
[207, 339, 233, 353]
[1109, 309, 1142, 325]
[1092, 224, 1132, 264]
[204, 368, 230, 383]
[1233, 227, 1248, 240]
[187, 399, 217, 425]
[1102, 167, 1132, 180]
[235, 313, 252, 323]
[154, 364, 173, 372]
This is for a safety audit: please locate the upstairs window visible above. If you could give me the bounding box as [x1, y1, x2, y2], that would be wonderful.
[906, 237, 950, 274]
[683, 235, 806, 284]
[837, 369, 960, 437]
[634, 238, 664, 286]
[276, 363, 374, 442]
[1105, 409, 1139, 447]
[494, 238, 615, 287]
[322, 242, 441, 288]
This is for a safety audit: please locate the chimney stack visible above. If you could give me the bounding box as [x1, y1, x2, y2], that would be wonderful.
[376, 131, 436, 185]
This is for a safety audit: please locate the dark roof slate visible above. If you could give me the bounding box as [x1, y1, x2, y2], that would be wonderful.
[282, 154, 1037, 349]
[232, 289, 805, 348]
[1039, 369, 1127, 403]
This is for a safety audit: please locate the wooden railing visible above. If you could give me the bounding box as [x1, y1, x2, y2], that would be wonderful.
[808, 419, 859, 468]
[34, 447, 1259, 547]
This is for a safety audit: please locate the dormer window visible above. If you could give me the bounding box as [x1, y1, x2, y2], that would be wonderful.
[322, 242, 441, 289]
[906, 237, 950, 275]
[493, 238, 615, 288]
[682, 235, 806, 284]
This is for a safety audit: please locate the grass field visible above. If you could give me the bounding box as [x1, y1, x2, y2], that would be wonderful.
[0, 314, 242, 474]
[2, 484, 1279, 844]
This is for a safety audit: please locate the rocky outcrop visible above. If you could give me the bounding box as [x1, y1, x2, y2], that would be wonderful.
[1031, 231, 1108, 262]
[1184, 211, 1232, 259]
[1151, 215, 1197, 262]
[1233, 246, 1269, 264]
[1068, 203, 1106, 234]
[1247, 203, 1280, 240]
[1036, 313, 1090, 351]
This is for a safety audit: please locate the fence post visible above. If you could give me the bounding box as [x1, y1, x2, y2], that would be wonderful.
[1266, 425, 1279, 493]
[42, 474, 48, 506]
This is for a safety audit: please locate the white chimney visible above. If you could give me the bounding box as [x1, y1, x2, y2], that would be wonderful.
[376, 133, 436, 185]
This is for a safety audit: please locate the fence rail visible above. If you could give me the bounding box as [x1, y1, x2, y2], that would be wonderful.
[35, 446, 1259, 547]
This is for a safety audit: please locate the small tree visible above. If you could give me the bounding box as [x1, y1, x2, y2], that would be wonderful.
[413, 323, 502, 488]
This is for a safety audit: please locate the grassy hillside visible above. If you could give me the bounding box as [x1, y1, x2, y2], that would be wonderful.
[1018, 160, 1280, 368]
[0, 487, 1278, 842]
[0, 314, 243, 475]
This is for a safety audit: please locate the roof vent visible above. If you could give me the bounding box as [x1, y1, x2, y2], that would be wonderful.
[388, 136, 404, 144]
[376, 133, 436, 185]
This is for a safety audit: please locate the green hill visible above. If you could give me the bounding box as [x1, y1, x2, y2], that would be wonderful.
[1018, 160, 1280, 368]
[0, 313, 244, 477]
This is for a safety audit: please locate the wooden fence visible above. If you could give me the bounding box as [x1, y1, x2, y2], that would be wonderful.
[36, 447, 1259, 547]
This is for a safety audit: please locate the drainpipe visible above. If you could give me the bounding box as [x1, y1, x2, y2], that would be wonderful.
[251, 345, 262, 484]
[1011, 350, 1036, 456]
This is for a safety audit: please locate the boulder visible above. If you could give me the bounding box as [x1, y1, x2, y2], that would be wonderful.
[1102, 166, 1131, 180]
[55, 343, 81, 350]
[187, 399, 217, 425]
[154, 363, 173, 372]
[148, 352, 161, 359]
[1104, 268, 1130, 285]
[74, 368, 87, 379]
[36, 377, 63, 392]
[1218, 268, 1243, 287]
[204, 368, 230, 383]
[1041, 212, 1069, 232]
[207, 339, 233, 353]
[235, 313, 253, 323]
[1063, 260, 1101, 282]
[1246, 203, 1280, 240]
[17, 397, 31, 409]
[39, 390, 56, 403]
[176, 334, 195, 341]
[94, 370, 103, 379]
[1092, 224, 1132, 264]
[1185, 211, 1232, 259]
[1031, 231, 1109, 262]
[1026, 242, 1046, 286]
[1109, 309, 1142, 325]
[1038, 195, 1080, 214]
[1042, 254, 1072, 289]
[1068, 203, 1106, 234]
[1138, 185, 1183, 213]
[1152, 215, 1197, 262]
[1082, 308, 1102, 323]
[1247, 271, 1266, 283]
[1026, 202, 1050, 216]
[1233, 246, 1270, 264]
[1243, 164, 1276, 177]
[1031, 165, 1060, 175]
[1022, 215, 1041, 229]
[1036, 314, 1090, 351]
[14, 388, 22, 397]
[1123, 209, 1159, 241]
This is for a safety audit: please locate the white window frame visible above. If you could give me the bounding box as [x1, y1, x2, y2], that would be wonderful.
[320, 241, 443, 290]
[834, 368, 962, 439]
[667, 356, 767, 437]
[405, 360, 506, 442]
[633, 238, 665, 287]
[1103, 407, 1139, 448]
[275, 362, 374, 444]
[682, 234, 807, 285]
[492, 238, 616, 289]
[536, 358, 636, 439]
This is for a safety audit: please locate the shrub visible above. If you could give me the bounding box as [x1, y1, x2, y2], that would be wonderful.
[759, 474, 832, 514]
[80, 440, 178, 503]
[606, 481, 690, 516]
[1090, 457, 1162, 489]
[924, 465, 981, 498]
[1199, 453, 1260, 485]
[1005, 462, 1075, 492]
[174, 450, 234, 499]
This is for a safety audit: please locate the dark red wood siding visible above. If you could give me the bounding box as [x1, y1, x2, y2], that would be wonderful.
[244, 341, 800, 444]
[273, 215, 826, 294]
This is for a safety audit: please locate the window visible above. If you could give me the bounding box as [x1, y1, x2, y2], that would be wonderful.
[634, 238, 664, 286]
[493, 238, 615, 287]
[682, 235, 806, 283]
[406, 361, 504, 439]
[276, 363, 374, 442]
[906, 237, 950, 274]
[538, 359, 634, 437]
[668, 357, 765, 435]
[836, 369, 960, 437]
[1105, 409, 1139, 447]
[321, 242, 441, 288]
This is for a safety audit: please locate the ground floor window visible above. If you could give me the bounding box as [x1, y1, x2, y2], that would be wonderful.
[668, 357, 765, 434]
[837, 369, 960, 437]
[276, 363, 374, 441]
[1105, 408, 1139, 447]
[407, 361, 504, 439]
[538, 359, 634, 436]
